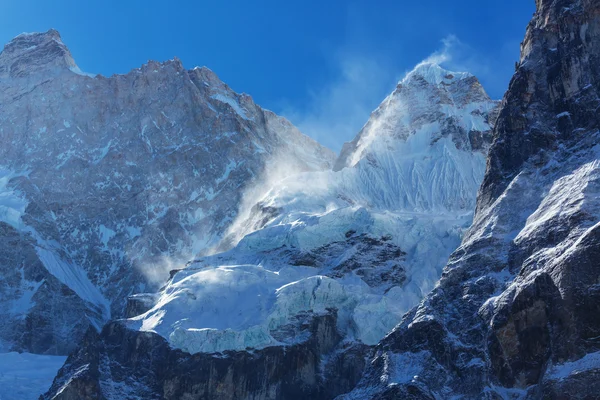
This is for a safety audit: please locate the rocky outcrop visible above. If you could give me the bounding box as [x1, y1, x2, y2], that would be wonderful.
[43, 313, 368, 400]
[342, 0, 600, 398]
[0, 29, 77, 78]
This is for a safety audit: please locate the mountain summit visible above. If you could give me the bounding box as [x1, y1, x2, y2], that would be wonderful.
[0, 29, 334, 356]
[335, 62, 498, 171]
[0, 29, 80, 78]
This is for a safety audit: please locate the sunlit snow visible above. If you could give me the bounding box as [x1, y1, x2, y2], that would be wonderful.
[129, 63, 499, 354]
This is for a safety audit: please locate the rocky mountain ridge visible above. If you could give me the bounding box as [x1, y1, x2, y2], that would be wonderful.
[0, 29, 334, 355]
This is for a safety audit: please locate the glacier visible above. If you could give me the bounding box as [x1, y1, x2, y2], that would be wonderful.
[127, 62, 500, 354]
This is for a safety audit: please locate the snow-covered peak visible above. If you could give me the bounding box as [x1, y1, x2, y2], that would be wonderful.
[335, 62, 499, 171]
[0, 29, 78, 79]
[403, 62, 473, 86]
[126, 61, 502, 357]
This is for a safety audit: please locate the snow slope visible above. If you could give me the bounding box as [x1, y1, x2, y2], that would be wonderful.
[0, 352, 66, 400]
[128, 63, 500, 354]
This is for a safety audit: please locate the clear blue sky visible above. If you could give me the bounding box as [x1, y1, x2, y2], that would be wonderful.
[0, 0, 535, 151]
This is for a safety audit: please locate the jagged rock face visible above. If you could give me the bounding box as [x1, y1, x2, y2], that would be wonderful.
[0, 30, 334, 354]
[0, 30, 78, 78]
[43, 315, 368, 400]
[478, 0, 600, 211]
[343, 1, 600, 399]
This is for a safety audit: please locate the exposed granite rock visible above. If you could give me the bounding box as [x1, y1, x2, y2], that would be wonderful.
[478, 0, 600, 211]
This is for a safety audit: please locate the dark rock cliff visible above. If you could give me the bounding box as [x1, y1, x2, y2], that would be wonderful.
[42, 313, 368, 400]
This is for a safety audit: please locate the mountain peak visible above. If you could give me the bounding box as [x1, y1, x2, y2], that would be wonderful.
[0, 29, 78, 78]
[334, 62, 499, 171]
[10, 29, 62, 43]
[403, 62, 473, 86]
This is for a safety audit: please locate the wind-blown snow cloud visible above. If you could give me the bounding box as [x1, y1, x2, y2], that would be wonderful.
[279, 53, 398, 153]
[279, 34, 507, 154]
[425, 34, 507, 100]
[217, 34, 506, 255]
[422, 35, 458, 66]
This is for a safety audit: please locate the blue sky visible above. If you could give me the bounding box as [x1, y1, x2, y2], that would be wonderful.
[0, 0, 535, 151]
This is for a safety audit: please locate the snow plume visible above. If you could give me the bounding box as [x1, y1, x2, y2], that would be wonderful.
[217, 151, 329, 252]
[422, 34, 506, 98]
[412, 35, 482, 75]
[136, 254, 186, 287]
[278, 35, 504, 154]
[280, 53, 398, 153]
[421, 35, 458, 66]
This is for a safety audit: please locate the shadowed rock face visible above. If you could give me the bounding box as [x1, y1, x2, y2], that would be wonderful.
[342, 0, 600, 398]
[478, 0, 600, 212]
[0, 30, 335, 354]
[42, 314, 369, 400]
[0, 222, 99, 354]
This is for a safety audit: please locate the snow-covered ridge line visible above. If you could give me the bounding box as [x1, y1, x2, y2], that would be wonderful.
[335, 62, 498, 171]
[403, 62, 473, 85]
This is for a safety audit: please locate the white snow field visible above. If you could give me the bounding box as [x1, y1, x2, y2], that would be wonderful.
[128, 63, 500, 354]
[0, 352, 67, 400]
